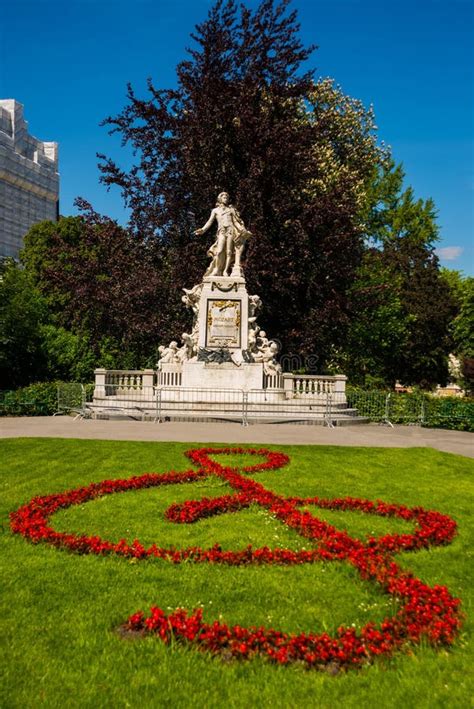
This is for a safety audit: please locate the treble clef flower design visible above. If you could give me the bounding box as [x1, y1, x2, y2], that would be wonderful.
[10, 448, 462, 671]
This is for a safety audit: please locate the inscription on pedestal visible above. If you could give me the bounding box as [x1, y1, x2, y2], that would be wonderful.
[206, 299, 241, 348]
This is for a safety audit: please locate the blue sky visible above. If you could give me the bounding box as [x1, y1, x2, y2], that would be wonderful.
[1, 0, 473, 274]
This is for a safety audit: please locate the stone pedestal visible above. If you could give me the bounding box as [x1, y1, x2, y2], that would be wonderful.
[197, 275, 249, 354]
[182, 361, 263, 390]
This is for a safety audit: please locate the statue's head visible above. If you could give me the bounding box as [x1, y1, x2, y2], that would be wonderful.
[170, 341, 178, 349]
[216, 191, 230, 205]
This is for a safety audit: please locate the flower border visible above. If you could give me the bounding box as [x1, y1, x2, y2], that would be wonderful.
[10, 447, 462, 670]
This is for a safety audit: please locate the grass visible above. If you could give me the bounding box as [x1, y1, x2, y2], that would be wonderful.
[1, 437, 473, 708]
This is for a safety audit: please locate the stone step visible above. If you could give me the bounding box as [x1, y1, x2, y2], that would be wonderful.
[88, 402, 368, 425]
[92, 412, 369, 425]
[89, 402, 359, 416]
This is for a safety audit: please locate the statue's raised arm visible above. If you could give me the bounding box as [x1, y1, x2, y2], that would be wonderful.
[194, 192, 251, 278]
[193, 209, 216, 236]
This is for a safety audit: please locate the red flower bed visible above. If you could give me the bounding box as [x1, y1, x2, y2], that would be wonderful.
[10, 447, 462, 670]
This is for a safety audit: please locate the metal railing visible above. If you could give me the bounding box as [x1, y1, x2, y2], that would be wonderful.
[0, 390, 49, 416]
[52, 383, 474, 430]
[156, 387, 246, 424]
[56, 383, 90, 419]
[155, 388, 358, 426]
[83, 384, 355, 426]
[87, 383, 154, 420]
[346, 390, 474, 429]
[244, 389, 353, 426]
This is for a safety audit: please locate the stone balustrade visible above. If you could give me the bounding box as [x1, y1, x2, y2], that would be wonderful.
[157, 363, 183, 388]
[263, 371, 283, 389]
[108, 370, 144, 388]
[282, 373, 347, 400]
[93, 368, 345, 402]
[94, 369, 155, 397]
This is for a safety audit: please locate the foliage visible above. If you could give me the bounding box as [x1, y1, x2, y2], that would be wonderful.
[422, 396, 474, 432]
[462, 358, 474, 396]
[20, 216, 86, 312]
[21, 206, 167, 368]
[440, 270, 474, 394]
[345, 162, 455, 388]
[337, 251, 410, 385]
[0, 254, 106, 387]
[451, 279, 474, 357]
[8, 0, 458, 389]
[0, 381, 97, 417]
[98, 0, 384, 367]
[39, 324, 96, 382]
[451, 273, 474, 390]
[346, 388, 474, 432]
[0, 381, 60, 416]
[1, 439, 473, 707]
[0, 259, 48, 389]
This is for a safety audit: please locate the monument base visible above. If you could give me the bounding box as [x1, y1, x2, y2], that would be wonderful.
[182, 360, 264, 390]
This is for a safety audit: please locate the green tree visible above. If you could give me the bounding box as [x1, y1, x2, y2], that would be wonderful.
[357, 162, 455, 388]
[441, 269, 474, 393]
[97, 0, 384, 368]
[21, 205, 166, 368]
[443, 271, 474, 358]
[338, 250, 410, 386]
[39, 325, 97, 382]
[20, 216, 85, 314]
[0, 260, 48, 388]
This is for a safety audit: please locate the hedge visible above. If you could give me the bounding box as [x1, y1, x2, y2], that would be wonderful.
[0, 382, 92, 417]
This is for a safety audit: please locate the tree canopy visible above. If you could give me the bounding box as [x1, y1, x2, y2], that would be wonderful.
[97, 0, 384, 367]
[351, 161, 455, 387]
[21, 203, 166, 365]
[5, 0, 460, 391]
[0, 259, 48, 388]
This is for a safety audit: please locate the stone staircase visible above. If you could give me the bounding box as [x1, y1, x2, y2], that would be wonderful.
[89, 390, 368, 426]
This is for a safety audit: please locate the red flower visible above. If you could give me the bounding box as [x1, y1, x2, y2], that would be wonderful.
[10, 447, 463, 671]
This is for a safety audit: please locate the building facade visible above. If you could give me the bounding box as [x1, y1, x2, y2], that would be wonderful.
[0, 99, 59, 259]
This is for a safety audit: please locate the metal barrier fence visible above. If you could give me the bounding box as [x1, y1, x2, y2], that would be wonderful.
[56, 383, 89, 419]
[52, 383, 474, 430]
[346, 390, 474, 430]
[156, 387, 246, 424]
[0, 390, 49, 416]
[245, 389, 353, 426]
[86, 383, 154, 420]
[345, 391, 392, 426]
[346, 391, 424, 426]
[87, 384, 357, 426]
[420, 395, 474, 431]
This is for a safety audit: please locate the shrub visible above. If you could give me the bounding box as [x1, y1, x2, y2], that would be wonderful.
[0, 381, 81, 417]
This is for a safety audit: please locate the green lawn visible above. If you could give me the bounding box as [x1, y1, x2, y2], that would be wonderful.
[1, 438, 473, 708]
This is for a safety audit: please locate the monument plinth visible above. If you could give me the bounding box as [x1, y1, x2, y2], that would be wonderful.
[181, 274, 265, 390]
[198, 276, 249, 353]
[181, 360, 264, 390]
